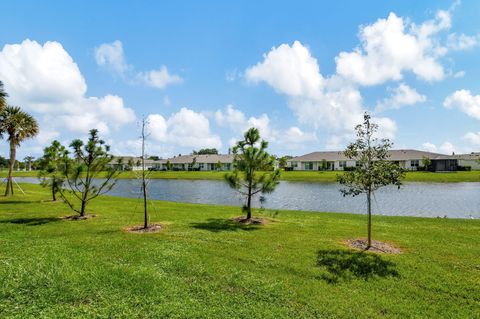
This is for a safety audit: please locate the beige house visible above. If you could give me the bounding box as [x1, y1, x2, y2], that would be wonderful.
[452, 153, 480, 170]
[287, 149, 458, 172]
[162, 154, 234, 171]
[110, 154, 234, 171]
[109, 156, 166, 171]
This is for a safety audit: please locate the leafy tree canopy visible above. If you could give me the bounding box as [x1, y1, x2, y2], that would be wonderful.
[192, 148, 218, 155]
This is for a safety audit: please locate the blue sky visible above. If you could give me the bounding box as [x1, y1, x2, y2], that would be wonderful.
[1, 0, 479, 159]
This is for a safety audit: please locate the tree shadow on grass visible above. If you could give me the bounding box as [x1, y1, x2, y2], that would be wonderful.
[0, 200, 40, 204]
[316, 249, 399, 284]
[0, 217, 61, 226]
[191, 218, 263, 233]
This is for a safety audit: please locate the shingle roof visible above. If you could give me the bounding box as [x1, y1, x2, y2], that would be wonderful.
[288, 149, 454, 162]
[452, 153, 480, 160]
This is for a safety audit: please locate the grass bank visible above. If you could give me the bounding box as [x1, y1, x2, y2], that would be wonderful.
[0, 184, 479, 318]
[2, 169, 480, 182]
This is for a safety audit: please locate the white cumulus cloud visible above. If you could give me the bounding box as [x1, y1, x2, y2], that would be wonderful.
[283, 126, 317, 144]
[0, 39, 136, 137]
[246, 41, 323, 98]
[95, 40, 182, 89]
[376, 83, 426, 112]
[94, 40, 129, 75]
[137, 66, 183, 89]
[147, 108, 222, 149]
[215, 104, 318, 150]
[447, 33, 479, 51]
[215, 104, 247, 130]
[444, 89, 480, 120]
[421, 141, 457, 154]
[463, 132, 480, 146]
[335, 11, 450, 86]
[244, 41, 397, 148]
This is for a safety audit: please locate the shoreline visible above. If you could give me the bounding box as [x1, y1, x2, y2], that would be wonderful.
[1, 170, 480, 183]
[6, 183, 480, 221]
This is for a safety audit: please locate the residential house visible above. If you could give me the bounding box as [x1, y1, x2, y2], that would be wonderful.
[162, 154, 234, 171]
[109, 156, 166, 171]
[287, 149, 458, 172]
[451, 152, 480, 170]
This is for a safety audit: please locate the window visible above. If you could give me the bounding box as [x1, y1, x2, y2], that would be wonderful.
[303, 162, 313, 170]
[339, 161, 347, 168]
[411, 160, 419, 168]
[291, 162, 298, 168]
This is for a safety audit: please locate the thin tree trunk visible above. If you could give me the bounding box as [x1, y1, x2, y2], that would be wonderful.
[80, 178, 88, 217]
[246, 185, 252, 220]
[141, 118, 148, 229]
[5, 141, 16, 196]
[142, 155, 148, 229]
[80, 199, 86, 217]
[367, 190, 372, 249]
[143, 176, 148, 228]
[52, 180, 57, 201]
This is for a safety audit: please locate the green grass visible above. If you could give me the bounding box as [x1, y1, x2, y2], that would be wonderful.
[0, 184, 479, 318]
[2, 169, 480, 182]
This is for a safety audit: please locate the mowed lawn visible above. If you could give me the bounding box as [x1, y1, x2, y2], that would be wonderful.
[0, 184, 479, 318]
[2, 169, 480, 182]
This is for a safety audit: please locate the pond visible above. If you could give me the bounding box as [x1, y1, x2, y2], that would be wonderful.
[11, 177, 480, 219]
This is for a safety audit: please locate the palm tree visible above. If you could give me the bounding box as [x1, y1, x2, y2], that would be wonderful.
[24, 156, 35, 171]
[0, 81, 7, 112]
[0, 106, 39, 196]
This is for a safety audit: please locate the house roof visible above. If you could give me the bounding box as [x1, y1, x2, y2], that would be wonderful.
[166, 154, 234, 164]
[288, 149, 454, 162]
[452, 152, 480, 160]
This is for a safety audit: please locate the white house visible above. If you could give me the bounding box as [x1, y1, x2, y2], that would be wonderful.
[287, 149, 458, 172]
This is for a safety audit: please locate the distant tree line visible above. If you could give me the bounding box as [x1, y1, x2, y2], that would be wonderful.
[192, 148, 218, 155]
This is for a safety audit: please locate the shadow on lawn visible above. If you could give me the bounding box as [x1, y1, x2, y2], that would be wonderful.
[191, 218, 262, 233]
[316, 249, 399, 284]
[0, 217, 61, 226]
[0, 200, 40, 204]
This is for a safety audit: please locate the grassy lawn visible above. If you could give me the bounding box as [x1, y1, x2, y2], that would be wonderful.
[2, 169, 480, 183]
[0, 184, 479, 318]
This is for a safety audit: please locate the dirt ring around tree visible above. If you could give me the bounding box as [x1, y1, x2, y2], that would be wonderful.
[63, 214, 97, 221]
[345, 238, 402, 254]
[230, 216, 270, 225]
[124, 224, 163, 233]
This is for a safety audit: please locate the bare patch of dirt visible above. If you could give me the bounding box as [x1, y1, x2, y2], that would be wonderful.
[346, 239, 402, 254]
[230, 216, 270, 225]
[63, 214, 97, 221]
[124, 224, 163, 233]
[41, 199, 64, 203]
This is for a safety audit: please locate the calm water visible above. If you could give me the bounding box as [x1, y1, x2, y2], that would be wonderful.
[13, 177, 480, 219]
